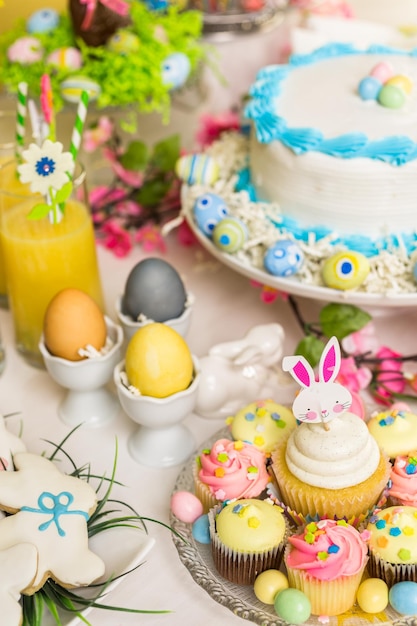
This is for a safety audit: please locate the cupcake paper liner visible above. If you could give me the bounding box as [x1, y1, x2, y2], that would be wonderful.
[367, 550, 417, 588]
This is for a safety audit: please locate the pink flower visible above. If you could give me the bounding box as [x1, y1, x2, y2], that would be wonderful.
[97, 220, 132, 258]
[337, 357, 372, 393]
[114, 200, 142, 217]
[103, 147, 144, 187]
[89, 186, 127, 211]
[288, 0, 353, 17]
[83, 116, 113, 153]
[342, 322, 379, 356]
[177, 219, 198, 247]
[249, 280, 288, 303]
[134, 224, 167, 253]
[373, 346, 406, 405]
[195, 112, 241, 148]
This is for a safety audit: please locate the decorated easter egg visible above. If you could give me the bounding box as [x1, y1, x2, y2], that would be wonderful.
[170, 491, 203, 523]
[193, 193, 229, 237]
[161, 52, 191, 90]
[274, 589, 311, 624]
[386, 74, 413, 95]
[27, 8, 60, 34]
[213, 217, 248, 253]
[370, 61, 393, 83]
[192, 514, 210, 544]
[145, 0, 169, 10]
[264, 240, 304, 277]
[7, 37, 43, 65]
[47, 47, 83, 71]
[358, 76, 381, 101]
[175, 154, 219, 186]
[125, 323, 194, 398]
[107, 29, 140, 54]
[254, 570, 289, 605]
[413, 260, 417, 282]
[322, 250, 370, 290]
[122, 257, 187, 322]
[356, 578, 389, 613]
[389, 581, 417, 615]
[378, 84, 406, 109]
[60, 75, 101, 104]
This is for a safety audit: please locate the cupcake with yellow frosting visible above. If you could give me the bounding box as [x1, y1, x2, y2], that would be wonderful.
[285, 519, 368, 616]
[366, 505, 417, 587]
[209, 498, 288, 585]
[367, 408, 417, 459]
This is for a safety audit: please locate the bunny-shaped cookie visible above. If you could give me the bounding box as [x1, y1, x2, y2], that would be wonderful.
[283, 336, 352, 425]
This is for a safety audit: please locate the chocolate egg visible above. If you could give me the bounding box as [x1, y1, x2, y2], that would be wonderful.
[27, 8, 60, 34]
[193, 193, 229, 237]
[47, 47, 83, 71]
[322, 250, 370, 290]
[264, 240, 303, 277]
[122, 257, 187, 323]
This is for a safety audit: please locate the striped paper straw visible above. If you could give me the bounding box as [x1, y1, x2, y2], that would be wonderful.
[15, 82, 28, 163]
[69, 90, 89, 164]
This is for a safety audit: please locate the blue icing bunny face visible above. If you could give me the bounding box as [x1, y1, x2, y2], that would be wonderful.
[193, 193, 229, 237]
[27, 8, 59, 34]
[161, 53, 191, 90]
[264, 240, 304, 277]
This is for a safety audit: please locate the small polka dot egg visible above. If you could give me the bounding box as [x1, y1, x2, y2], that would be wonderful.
[322, 250, 370, 290]
[264, 240, 304, 277]
[27, 8, 60, 34]
[7, 37, 43, 65]
[121, 257, 187, 322]
[107, 30, 140, 55]
[254, 570, 289, 605]
[170, 491, 203, 523]
[161, 52, 191, 90]
[175, 154, 219, 186]
[274, 588, 311, 624]
[125, 323, 194, 398]
[60, 75, 101, 104]
[213, 217, 248, 253]
[193, 193, 229, 237]
[389, 581, 417, 615]
[43, 288, 107, 361]
[356, 578, 389, 613]
[47, 47, 83, 71]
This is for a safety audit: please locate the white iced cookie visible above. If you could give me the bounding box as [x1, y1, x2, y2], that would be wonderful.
[0, 452, 104, 593]
[0, 415, 26, 470]
[0, 543, 38, 626]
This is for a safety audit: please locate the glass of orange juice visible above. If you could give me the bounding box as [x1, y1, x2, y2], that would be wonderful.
[0, 161, 104, 368]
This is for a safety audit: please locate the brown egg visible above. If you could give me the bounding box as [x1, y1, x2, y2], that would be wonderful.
[44, 288, 107, 361]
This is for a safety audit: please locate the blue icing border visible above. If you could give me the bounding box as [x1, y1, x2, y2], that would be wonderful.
[244, 43, 417, 165]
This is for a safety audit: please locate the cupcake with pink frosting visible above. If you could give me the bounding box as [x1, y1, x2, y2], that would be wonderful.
[193, 438, 270, 513]
[387, 453, 417, 506]
[285, 519, 368, 616]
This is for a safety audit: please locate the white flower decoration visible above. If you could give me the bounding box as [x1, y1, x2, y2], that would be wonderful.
[18, 139, 75, 195]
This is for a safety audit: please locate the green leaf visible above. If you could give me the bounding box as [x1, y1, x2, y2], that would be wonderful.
[150, 134, 180, 172]
[55, 181, 73, 204]
[319, 303, 372, 340]
[294, 335, 326, 368]
[119, 141, 148, 171]
[136, 178, 171, 207]
[27, 203, 51, 220]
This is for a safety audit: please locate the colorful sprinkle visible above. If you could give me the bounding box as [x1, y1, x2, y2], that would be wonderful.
[234, 441, 244, 450]
[254, 436, 265, 447]
[403, 526, 414, 536]
[377, 536, 389, 548]
[215, 468, 225, 478]
[318, 552, 329, 560]
[328, 544, 340, 554]
[217, 452, 228, 463]
[390, 527, 401, 537]
[376, 520, 386, 529]
[305, 532, 315, 544]
[245, 412, 255, 422]
[248, 516, 260, 528]
[398, 548, 411, 561]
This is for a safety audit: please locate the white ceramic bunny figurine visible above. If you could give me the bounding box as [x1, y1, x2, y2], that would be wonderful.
[282, 336, 352, 426]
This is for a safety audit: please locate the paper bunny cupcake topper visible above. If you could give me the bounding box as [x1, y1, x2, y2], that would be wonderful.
[283, 336, 352, 428]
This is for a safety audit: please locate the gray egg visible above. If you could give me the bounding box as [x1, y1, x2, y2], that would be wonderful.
[122, 258, 187, 322]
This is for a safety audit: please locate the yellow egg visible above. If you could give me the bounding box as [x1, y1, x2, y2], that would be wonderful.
[125, 323, 193, 398]
[386, 74, 413, 95]
[322, 250, 370, 290]
[254, 570, 289, 605]
[44, 288, 107, 361]
[356, 578, 389, 613]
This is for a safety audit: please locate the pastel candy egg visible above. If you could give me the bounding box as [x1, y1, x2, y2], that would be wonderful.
[7, 37, 43, 64]
[386, 74, 413, 95]
[274, 589, 311, 624]
[170, 491, 203, 523]
[192, 514, 210, 543]
[356, 578, 389, 613]
[107, 30, 140, 54]
[264, 240, 304, 277]
[60, 75, 101, 104]
[378, 84, 405, 109]
[27, 8, 59, 34]
[413, 260, 417, 282]
[389, 581, 417, 615]
[370, 61, 394, 83]
[358, 76, 381, 101]
[213, 217, 248, 253]
[322, 250, 370, 290]
[193, 193, 228, 237]
[176, 154, 219, 186]
[162, 52, 191, 90]
[47, 47, 83, 71]
[254, 570, 289, 605]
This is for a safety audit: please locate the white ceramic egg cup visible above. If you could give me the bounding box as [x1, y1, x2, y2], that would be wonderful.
[115, 293, 194, 342]
[114, 356, 200, 468]
[39, 317, 123, 429]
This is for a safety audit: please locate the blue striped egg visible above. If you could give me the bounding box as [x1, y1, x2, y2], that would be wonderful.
[193, 193, 229, 237]
[60, 76, 101, 104]
[176, 154, 219, 185]
[213, 217, 248, 253]
[162, 52, 191, 90]
[264, 240, 304, 277]
[27, 8, 59, 34]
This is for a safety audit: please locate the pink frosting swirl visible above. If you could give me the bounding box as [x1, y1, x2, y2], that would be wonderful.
[198, 438, 270, 501]
[286, 520, 367, 581]
[388, 455, 417, 506]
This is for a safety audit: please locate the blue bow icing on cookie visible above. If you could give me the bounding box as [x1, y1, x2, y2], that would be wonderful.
[21, 491, 89, 536]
